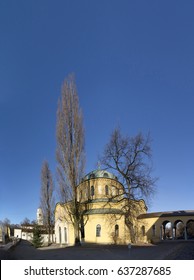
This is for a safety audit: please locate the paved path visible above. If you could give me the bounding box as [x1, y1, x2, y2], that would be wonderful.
[1, 240, 194, 260]
[0, 248, 10, 260]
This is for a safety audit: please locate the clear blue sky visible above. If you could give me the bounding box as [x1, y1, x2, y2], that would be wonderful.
[1, 0, 194, 224]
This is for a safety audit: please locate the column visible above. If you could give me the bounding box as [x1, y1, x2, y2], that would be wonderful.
[160, 225, 163, 240]
[184, 227, 187, 240]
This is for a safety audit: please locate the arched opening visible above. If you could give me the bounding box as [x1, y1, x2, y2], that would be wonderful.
[105, 185, 109, 195]
[141, 225, 146, 236]
[174, 220, 184, 239]
[64, 227, 67, 243]
[59, 226, 61, 244]
[115, 224, 119, 237]
[91, 186, 94, 197]
[186, 219, 194, 239]
[162, 221, 172, 240]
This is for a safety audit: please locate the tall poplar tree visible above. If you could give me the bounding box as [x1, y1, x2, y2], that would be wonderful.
[56, 74, 85, 244]
[40, 160, 55, 243]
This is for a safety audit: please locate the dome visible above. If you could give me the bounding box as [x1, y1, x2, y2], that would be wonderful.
[83, 169, 118, 181]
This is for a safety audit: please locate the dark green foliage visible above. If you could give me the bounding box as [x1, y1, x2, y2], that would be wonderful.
[32, 226, 43, 248]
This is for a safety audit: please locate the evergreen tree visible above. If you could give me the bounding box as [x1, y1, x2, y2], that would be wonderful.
[32, 226, 43, 248]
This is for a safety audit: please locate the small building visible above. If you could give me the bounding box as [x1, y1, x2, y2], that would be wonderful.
[15, 224, 55, 245]
[13, 208, 55, 245]
[14, 228, 22, 239]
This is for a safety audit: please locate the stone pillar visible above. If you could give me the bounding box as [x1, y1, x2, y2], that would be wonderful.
[160, 225, 163, 240]
[174, 227, 177, 239]
[163, 225, 166, 240]
[172, 227, 175, 240]
[184, 227, 187, 240]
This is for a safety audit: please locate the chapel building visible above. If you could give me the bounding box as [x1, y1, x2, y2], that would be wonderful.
[55, 169, 147, 245]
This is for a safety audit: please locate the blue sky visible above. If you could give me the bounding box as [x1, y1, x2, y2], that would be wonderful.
[1, 0, 194, 224]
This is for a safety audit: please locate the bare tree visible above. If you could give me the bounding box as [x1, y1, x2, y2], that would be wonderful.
[100, 127, 157, 242]
[0, 218, 11, 240]
[56, 74, 85, 245]
[40, 160, 55, 243]
[21, 217, 31, 226]
[2, 218, 11, 227]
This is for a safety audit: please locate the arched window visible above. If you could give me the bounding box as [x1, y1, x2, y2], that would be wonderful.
[115, 224, 119, 237]
[91, 186, 94, 196]
[141, 225, 145, 236]
[96, 224, 101, 237]
[64, 227, 67, 243]
[59, 227, 61, 244]
[105, 185, 109, 195]
[89, 173, 95, 179]
[186, 220, 194, 239]
[103, 172, 108, 177]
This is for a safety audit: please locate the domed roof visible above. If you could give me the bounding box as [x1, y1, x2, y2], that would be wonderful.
[83, 169, 118, 181]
